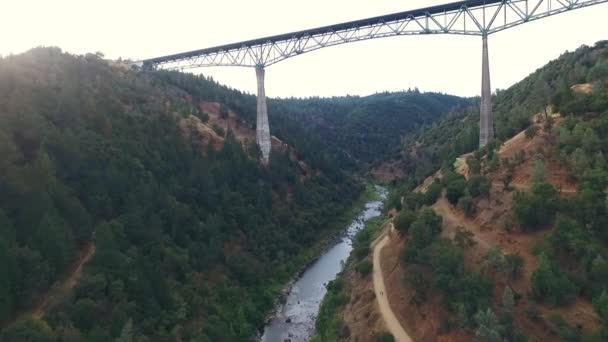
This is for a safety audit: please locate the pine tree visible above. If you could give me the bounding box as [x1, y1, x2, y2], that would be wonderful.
[532, 155, 546, 183]
[502, 287, 515, 313]
[474, 308, 503, 342]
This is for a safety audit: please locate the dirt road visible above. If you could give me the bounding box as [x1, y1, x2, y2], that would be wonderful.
[372, 227, 413, 342]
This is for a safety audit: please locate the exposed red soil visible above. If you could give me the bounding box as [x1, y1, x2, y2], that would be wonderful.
[372, 115, 597, 341]
[370, 160, 407, 183]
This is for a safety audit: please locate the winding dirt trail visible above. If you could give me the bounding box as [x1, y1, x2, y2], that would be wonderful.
[372, 226, 413, 342]
[28, 242, 96, 320]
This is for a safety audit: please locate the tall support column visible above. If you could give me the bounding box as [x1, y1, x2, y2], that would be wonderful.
[255, 66, 271, 163]
[479, 34, 493, 148]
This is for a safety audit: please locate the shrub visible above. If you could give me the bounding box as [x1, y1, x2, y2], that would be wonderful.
[467, 175, 490, 197]
[592, 291, 608, 325]
[525, 306, 541, 322]
[356, 260, 373, 275]
[531, 254, 578, 305]
[525, 125, 539, 139]
[514, 182, 558, 230]
[374, 332, 395, 342]
[424, 182, 442, 205]
[446, 179, 467, 205]
[504, 253, 524, 279]
[466, 156, 481, 175]
[488, 154, 501, 172]
[211, 123, 225, 136]
[454, 226, 476, 248]
[219, 104, 229, 118]
[394, 210, 416, 234]
[457, 196, 475, 217]
[402, 209, 443, 262]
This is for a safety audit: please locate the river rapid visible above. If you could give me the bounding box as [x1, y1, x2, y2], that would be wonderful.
[260, 186, 388, 342]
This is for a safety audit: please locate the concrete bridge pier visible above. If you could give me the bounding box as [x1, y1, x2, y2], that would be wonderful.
[479, 34, 493, 148]
[255, 65, 272, 163]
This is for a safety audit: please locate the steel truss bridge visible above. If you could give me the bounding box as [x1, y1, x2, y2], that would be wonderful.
[138, 0, 608, 162]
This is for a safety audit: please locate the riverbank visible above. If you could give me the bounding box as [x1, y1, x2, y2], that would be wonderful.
[256, 183, 383, 338]
[311, 215, 391, 342]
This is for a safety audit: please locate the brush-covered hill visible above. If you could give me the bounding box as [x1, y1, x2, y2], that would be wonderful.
[376, 40, 608, 186]
[364, 40, 608, 341]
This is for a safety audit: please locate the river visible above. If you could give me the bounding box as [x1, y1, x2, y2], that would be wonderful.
[260, 186, 387, 342]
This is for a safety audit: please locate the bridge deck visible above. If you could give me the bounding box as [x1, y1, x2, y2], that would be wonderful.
[143, 0, 503, 65]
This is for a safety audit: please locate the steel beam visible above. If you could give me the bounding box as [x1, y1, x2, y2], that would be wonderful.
[138, 0, 608, 70]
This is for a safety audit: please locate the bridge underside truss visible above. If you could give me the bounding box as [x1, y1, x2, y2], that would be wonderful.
[141, 0, 607, 70]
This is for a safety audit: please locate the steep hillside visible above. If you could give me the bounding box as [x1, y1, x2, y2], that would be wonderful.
[317, 40, 608, 342]
[271, 91, 471, 167]
[0, 48, 364, 341]
[376, 40, 608, 185]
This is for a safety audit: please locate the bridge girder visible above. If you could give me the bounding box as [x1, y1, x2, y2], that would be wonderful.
[140, 0, 608, 70]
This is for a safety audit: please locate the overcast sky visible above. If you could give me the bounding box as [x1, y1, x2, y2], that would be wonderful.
[3, 0, 607, 98]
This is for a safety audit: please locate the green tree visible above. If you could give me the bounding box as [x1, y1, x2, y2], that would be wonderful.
[531, 78, 552, 119]
[458, 195, 475, 217]
[531, 254, 577, 305]
[571, 148, 590, 177]
[502, 287, 515, 313]
[394, 210, 416, 235]
[484, 245, 505, 273]
[474, 308, 503, 342]
[71, 298, 98, 331]
[446, 179, 467, 205]
[525, 125, 539, 139]
[425, 182, 443, 205]
[1, 319, 55, 342]
[115, 319, 134, 342]
[467, 175, 490, 198]
[588, 61, 608, 82]
[467, 156, 482, 175]
[504, 253, 524, 280]
[593, 291, 608, 324]
[403, 209, 443, 262]
[514, 182, 558, 229]
[488, 154, 501, 172]
[219, 104, 229, 119]
[454, 226, 476, 248]
[356, 260, 373, 275]
[532, 156, 546, 183]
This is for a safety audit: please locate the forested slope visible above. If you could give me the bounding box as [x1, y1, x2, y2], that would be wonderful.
[381, 40, 608, 187]
[271, 91, 470, 166]
[0, 44, 470, 340]
[0, 48, 366, 341]
[381, 40, 608, 341]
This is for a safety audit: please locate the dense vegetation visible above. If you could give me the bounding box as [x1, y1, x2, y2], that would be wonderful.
[0, 48, 373, 341]
[383, 41, 608, 184]
[271, 91, 470, 167]
[387, 40, 608, 341]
